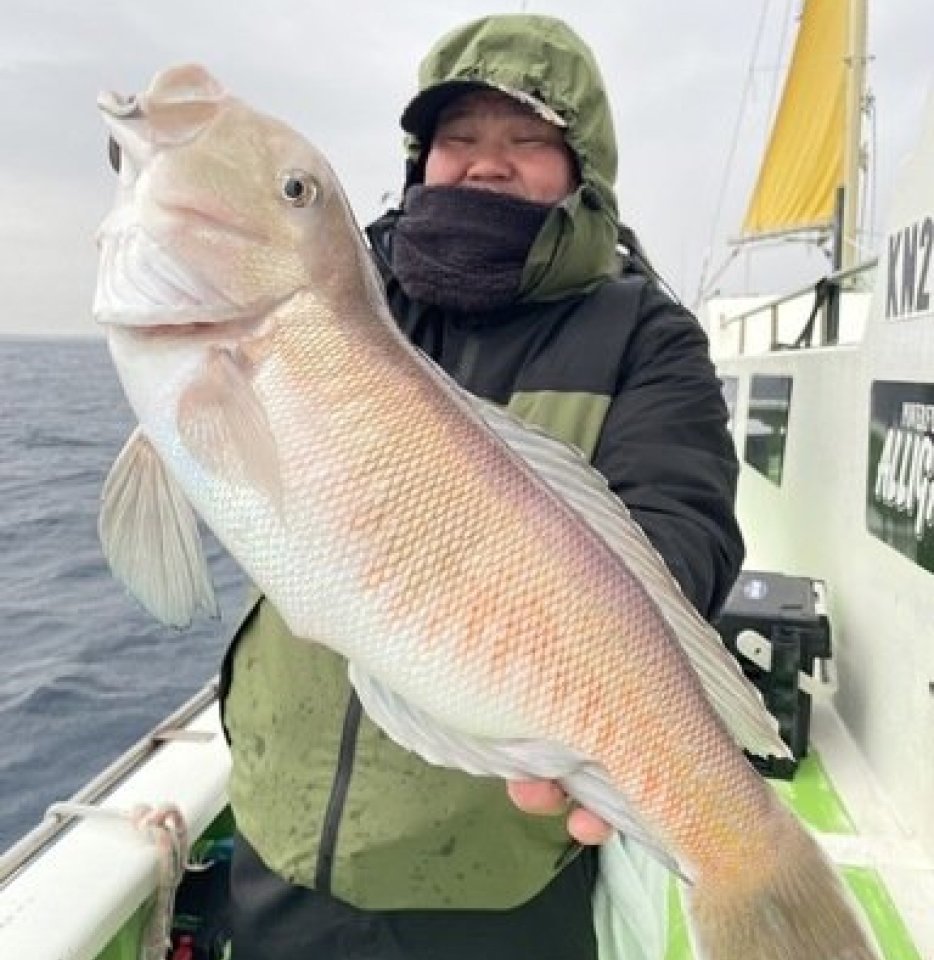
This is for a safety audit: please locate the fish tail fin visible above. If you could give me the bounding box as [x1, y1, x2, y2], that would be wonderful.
[690, 812, 880, 960]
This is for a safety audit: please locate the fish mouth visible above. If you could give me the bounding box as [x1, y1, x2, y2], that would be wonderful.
[111, 311, 275, 345]
[93, 220, 241, 328]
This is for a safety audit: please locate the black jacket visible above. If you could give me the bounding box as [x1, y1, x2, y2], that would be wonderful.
[368, 213, 744, 618]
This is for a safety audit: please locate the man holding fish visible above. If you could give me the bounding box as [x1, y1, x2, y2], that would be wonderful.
[95, 11, 880, 960]
[215, 14, 742, 958]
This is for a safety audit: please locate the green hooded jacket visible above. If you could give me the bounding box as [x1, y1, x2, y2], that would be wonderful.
[399, 13, 622, 301]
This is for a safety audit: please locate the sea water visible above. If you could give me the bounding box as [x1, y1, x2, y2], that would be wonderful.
[0, 337, 246, 851]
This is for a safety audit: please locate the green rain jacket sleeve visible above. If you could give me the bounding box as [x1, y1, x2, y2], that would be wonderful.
[592, 282, 744, 620]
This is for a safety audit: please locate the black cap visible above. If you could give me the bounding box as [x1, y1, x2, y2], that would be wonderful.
[400, 79, 567, 143]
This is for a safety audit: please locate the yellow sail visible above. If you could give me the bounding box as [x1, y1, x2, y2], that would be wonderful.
[741, 0, 850, 239]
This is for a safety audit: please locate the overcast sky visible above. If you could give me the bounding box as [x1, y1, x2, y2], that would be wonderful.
[1, 0, 931, 335]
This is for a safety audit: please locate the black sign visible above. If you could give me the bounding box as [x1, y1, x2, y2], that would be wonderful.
[867, 380, 934, 572]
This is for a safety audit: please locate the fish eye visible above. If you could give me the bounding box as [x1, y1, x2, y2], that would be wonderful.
[280, 171, 318, 207]
[108, 136, 121, 174]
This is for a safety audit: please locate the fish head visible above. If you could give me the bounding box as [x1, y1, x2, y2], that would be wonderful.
[94, 63, 372, 336]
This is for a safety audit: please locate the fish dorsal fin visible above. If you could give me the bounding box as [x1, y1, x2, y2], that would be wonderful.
[347, 662, 681, 877]
[99, 426, 217, 628]
[461, 390, 789, 760]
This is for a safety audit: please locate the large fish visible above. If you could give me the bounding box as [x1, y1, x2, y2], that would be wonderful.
[94, 65, 878, 960]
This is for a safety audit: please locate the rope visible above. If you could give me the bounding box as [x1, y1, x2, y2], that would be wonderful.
[47, 801, 191, 960]
[694, 1, 774, 308]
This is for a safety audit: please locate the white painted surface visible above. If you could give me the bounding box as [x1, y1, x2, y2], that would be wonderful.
[0, 701, 230, 960]
[811, 703, 934, 956]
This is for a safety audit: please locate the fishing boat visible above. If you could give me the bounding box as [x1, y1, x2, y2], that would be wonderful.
[697, 0, 934, 956]
[1, 1, 932, 957]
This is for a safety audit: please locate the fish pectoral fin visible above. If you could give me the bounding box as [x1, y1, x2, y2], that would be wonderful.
[177, 347, 282, 506]
[463, 390, 789, 761]
[100, 426, 218, 628]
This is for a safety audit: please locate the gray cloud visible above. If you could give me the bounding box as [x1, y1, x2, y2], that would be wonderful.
[0, 0, 932, 333]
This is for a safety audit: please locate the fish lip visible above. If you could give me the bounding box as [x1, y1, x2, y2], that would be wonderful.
[94, 281, 296, 332]
[94, 303, 257, 329]
[101, 306, 279, 344]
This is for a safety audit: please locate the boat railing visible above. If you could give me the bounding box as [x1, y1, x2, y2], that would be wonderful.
[0, 678, 221, 888]
[710, 257, 878, 357]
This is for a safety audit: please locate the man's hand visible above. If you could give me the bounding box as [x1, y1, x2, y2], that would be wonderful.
[507, 780, 613, 845]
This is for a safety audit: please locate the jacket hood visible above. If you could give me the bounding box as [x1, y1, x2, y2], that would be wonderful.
[398, 14, 621, 301]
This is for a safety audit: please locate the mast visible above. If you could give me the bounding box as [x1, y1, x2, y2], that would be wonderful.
[839, 0, 869, 268]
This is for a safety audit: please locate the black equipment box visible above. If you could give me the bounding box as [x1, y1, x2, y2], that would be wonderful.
[714, 570, 831, 779]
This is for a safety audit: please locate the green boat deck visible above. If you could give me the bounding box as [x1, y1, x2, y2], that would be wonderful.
[97, 754, 923, 960]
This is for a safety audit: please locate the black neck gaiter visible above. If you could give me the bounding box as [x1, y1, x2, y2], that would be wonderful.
[391, 185, 553, 313]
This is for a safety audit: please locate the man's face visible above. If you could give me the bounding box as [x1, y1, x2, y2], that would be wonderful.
[424, 90, 576, 204]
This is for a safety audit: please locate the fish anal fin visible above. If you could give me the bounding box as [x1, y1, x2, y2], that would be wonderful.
[348, 662, 683, 881]
[99, 426, 217, 627]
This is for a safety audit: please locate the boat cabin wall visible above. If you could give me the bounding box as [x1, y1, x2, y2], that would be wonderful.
[709, 87, 934, 861]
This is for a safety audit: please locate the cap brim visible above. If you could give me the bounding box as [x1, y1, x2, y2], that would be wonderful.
[400, 80, 492, 140]
[400, 79, 567, 141]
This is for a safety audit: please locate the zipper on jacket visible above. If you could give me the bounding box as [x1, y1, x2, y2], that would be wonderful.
[314, 690, 363, 894]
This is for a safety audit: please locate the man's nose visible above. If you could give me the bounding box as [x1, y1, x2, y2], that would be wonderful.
[464, 143, 512, 182]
